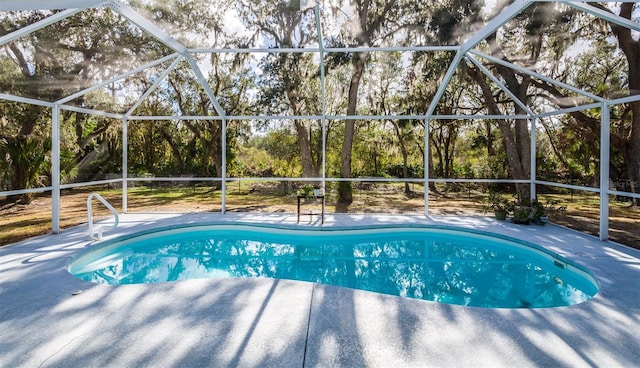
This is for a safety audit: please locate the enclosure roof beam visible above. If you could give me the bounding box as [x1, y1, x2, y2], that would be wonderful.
[123, 113, 534, 121]
[184, 53, 227, 118]
[607, 94, 640, 106]
[465, 54, 534, 116]
[469, 49, 605, 103]
[0, 7, 91, 46]
[459, 0, 533, 53]
[108, 1, 225, 117]
[0, 93, 55, 107]
[126, 56, 184, 116]
[565, 1, 640, 32]
[59, 104, 124, 119]
[424, 0, 533, 120]
[422, 51, 463, 119]
[431, 114, 532, 120]
[0, 0, 103, 11]
[189, 46, 459, 54]
[56, 53, 180, 105]
[107, 1, 187, 54]
[535, 102, 601, 119]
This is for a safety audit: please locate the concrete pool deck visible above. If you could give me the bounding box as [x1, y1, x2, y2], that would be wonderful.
[1, 213, 638, 367]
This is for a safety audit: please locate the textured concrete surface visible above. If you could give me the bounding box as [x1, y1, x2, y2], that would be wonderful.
[1, 213, 638, 367]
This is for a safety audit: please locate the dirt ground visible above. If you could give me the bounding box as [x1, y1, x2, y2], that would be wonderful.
[1, 184, 639, 249]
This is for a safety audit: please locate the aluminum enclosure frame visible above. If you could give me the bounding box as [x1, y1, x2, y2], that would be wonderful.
[1, 0, 639, 242]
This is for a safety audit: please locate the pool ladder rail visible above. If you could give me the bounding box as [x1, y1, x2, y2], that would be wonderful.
[87, 192, 119, 240]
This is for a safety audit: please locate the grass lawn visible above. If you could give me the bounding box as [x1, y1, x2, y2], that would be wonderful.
[1, 182, 638, 249]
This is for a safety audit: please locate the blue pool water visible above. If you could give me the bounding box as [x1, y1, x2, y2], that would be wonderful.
[68, 225, 598, 308]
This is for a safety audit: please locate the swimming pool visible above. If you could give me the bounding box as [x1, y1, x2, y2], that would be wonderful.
[68, 225, 598, 308]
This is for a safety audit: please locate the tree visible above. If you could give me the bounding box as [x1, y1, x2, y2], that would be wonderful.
[329, 0, 418, 205]
[402, 0, 481, 196]
[368, 52, 421, 195]
[597, 3, 640, 206]
[0, 7, 165, 201]
[239, 0, 323, 179]
[525, 3, 639, 204]
[465, 2, 581, 196]
[258, 53, 322, 178]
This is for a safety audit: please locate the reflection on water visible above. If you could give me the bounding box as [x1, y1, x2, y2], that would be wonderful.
[72, 228, 598, 308]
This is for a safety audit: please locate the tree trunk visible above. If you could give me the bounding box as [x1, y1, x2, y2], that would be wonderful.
[293, 120, 316, 178]
[515, 118, 531, 174]
[612, 4, 640, 206]
[467, 57, 531, 198]
[338, 52, 368, 206]
[391, 120, 411, 195]
[443, 123, 457, 179]
[159, 127, 184, 173]
[427, 137, 438, 195]
[432, 132, 444, 177]
[211, 122, 223, 190]
[486, 120, 494, 156]
[595, 3, 639, 206]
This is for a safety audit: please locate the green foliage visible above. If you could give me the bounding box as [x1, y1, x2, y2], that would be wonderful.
[298, 184, 314, 198]
[483, 191, 514, 213]
[1, 0, 638, 206]
[385, 163, 423, 178]
[428, 0, 481, 45]
[512, 206, 532, 224]
[0, 136, 50, 201]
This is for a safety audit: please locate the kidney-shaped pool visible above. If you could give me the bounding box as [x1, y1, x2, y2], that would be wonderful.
[68, 225, 599, 308]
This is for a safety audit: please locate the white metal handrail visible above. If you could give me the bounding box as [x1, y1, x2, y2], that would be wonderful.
[87, 193, 119, 240]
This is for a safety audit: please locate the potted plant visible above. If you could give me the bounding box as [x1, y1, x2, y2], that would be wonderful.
[530, 199, 547, 225]
[484, 192, 513, 220]
[512, 205, 532, 224]
[299, 184, 315, 200]
[530, 198, 562, 225]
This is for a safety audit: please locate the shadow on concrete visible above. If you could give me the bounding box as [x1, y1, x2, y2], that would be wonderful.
[1, 213, 639, 367]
